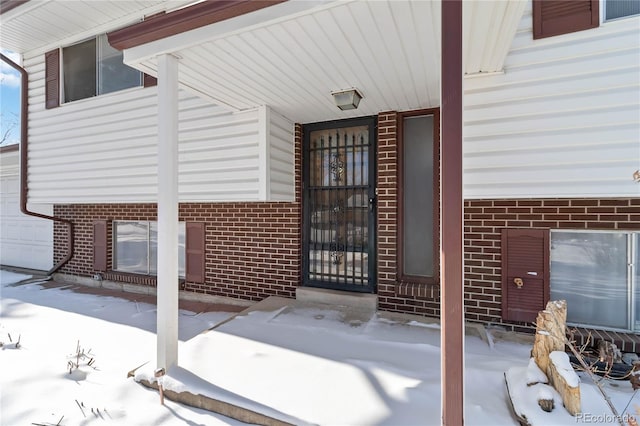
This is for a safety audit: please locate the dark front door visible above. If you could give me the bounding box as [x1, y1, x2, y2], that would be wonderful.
[302, 117, 376, 293]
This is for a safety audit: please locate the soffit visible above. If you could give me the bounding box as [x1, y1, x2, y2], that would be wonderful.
[125, 0, 526, 124]
[0, 0, 195, 54]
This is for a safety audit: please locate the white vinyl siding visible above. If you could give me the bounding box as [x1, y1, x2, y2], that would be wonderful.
[463, 3, 640, 199]
[24, 53, 295, 204]
[268, 109, 295, 200]
[0, 150, 53, 271]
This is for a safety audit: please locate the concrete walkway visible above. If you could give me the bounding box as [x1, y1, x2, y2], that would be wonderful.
[131, 296, 534, 425]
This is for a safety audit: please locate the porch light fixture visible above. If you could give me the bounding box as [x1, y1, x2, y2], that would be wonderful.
[332, 88, 362, 110]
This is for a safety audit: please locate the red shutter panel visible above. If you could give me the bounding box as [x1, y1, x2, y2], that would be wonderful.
[501, 228, 550, 323]
[185, 222, 206, 283]
[93, 220, 108, 272]
[533, 0, 599, 39]
[44, 49, 60, 109]
[143, 73, 157, 87]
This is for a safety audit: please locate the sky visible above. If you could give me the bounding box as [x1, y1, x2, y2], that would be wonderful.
[0, 49, 21, 146]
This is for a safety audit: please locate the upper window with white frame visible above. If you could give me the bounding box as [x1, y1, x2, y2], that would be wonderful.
[62, 34, 141, 103]
[604, 0, 640, 21]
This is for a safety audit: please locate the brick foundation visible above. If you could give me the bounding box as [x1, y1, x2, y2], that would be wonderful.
[54, 201, 302, 301]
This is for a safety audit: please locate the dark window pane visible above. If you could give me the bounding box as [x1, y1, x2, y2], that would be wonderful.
[606, 0, 640, 20]
[97, 35, 140, 95]
[403, 115, 434, 277]
[63, 38, 96, 102]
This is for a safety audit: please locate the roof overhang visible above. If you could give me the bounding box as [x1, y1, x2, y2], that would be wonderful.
[117, 0, 525, 123]
[0, 0, 195, 55]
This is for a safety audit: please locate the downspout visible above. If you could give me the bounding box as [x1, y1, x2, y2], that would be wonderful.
[0, 52, 74, 275]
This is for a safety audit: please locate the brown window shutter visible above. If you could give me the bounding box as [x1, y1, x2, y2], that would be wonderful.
[44, 49, 60, 109]
[533, 0, 599, 39]
[143, 73, 157, 87]
[501, 228, 550, 323]
[185, 222, 206, 283]
[93, 220, 108, 272]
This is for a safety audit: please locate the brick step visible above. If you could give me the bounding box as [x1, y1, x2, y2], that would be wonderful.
[570, 327, 640, 354]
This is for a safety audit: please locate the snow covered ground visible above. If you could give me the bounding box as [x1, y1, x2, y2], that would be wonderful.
[0, 270, 240, 425]
[2, 269, 639, 425]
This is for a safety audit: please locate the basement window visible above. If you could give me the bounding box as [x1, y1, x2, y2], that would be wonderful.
[113, 221, 185, 277]
[62, 34, 141, 103]
[550, 230, 639, 332]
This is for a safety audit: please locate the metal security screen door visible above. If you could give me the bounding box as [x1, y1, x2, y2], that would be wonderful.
[303, 117, 376, 293]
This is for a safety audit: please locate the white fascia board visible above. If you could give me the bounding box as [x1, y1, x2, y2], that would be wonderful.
[123, 0, 339, 67]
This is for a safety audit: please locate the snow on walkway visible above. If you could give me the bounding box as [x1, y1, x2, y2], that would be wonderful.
[2, 269, 639, 425]
[141, 301, 640, 425]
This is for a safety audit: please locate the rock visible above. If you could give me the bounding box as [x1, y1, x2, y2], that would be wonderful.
[531, 300, 581, 416]
[538, 397, 554, 412]
[526, 357, 548, 386]
[537, 386, 555, 412]
[548, 351, 581, 415]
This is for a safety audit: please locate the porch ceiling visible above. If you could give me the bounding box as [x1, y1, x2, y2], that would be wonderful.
[0, 0, 195, 55]
[128, 0, 526, 124]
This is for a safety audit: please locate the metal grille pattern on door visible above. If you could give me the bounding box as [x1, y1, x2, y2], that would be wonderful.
[304, 119, 375, 292]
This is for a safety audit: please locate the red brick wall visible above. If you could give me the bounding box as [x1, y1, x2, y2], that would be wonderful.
[376, 112, 399, 310]
[54, 202, 301, 300]
[376, 111, 440, 316]
[53, 124, 304, 302]
[464, 198, 640, 331]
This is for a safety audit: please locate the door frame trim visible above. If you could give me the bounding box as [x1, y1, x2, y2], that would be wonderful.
[301, 115, 377, 293]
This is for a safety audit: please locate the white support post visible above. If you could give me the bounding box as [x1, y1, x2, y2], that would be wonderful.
[156, 53, 179, 372]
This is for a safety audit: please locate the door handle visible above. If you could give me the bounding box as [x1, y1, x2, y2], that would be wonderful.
[369, 197, 376, 212]
[514, 277, 524, 289]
